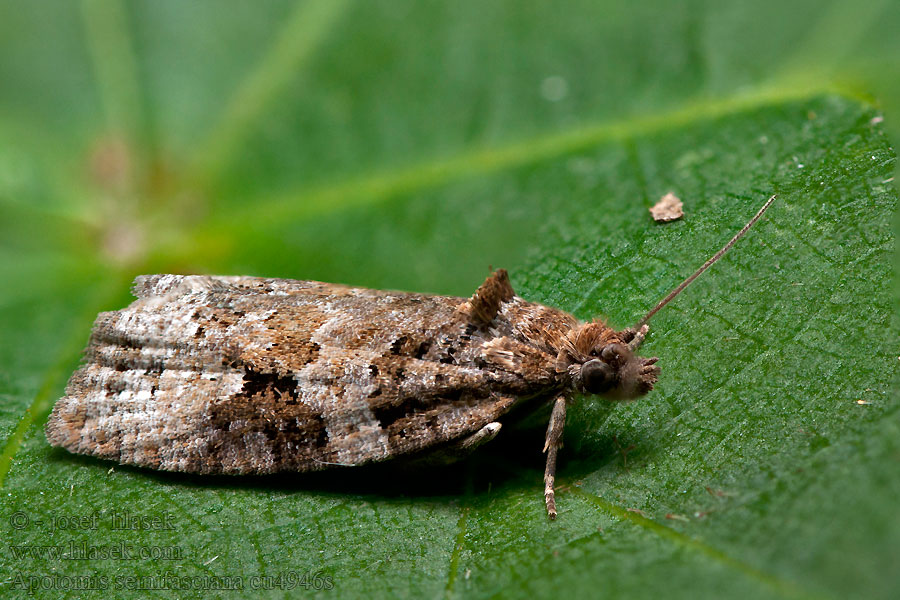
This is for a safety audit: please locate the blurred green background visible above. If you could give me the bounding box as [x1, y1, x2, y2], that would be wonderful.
[1, 1, 898, 599]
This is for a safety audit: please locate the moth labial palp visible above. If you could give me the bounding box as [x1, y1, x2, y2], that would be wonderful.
[45, 196, 776, 520]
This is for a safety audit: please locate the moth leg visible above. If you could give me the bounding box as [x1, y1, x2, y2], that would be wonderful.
[543, 395, 568, 520]
[626, 324, 650, 352]
[456, 421, 503, 453]
[405, 422, 503, 467]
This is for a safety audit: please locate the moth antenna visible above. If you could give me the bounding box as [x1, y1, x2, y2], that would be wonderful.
[634, 194, 777, 330]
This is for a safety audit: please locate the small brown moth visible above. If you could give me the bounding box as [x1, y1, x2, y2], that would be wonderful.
[46, 195, 776, 519]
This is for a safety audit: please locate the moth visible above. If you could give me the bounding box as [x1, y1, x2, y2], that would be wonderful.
[46, 196, 775, 519]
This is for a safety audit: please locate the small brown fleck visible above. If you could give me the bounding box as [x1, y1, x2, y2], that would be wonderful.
[649, 192, 684, 222]
[705, 486, 731, 497]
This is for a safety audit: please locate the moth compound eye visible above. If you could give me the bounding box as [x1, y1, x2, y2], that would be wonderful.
[581, 359, 615, 394]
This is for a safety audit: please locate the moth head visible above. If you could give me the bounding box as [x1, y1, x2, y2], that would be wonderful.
[558, 322, 659, 400]
[559, 195, 778, 401]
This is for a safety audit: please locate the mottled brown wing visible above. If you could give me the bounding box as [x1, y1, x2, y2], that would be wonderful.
[45, 275, 550, 474]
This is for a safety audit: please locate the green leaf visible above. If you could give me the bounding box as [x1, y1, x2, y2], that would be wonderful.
[1, 2, 898, 599]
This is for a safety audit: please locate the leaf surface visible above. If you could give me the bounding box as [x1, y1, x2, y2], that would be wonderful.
[1, 2, 898, 599]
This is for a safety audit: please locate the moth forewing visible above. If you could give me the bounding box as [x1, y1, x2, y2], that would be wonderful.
[46, 195, 776, 520]
[46, 273, 563, 475]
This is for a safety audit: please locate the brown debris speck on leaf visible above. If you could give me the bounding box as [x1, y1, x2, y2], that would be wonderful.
[649, 192, 684, 222]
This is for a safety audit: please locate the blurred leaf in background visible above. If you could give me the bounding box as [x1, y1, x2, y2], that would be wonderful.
[1, 1, 898, 599]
